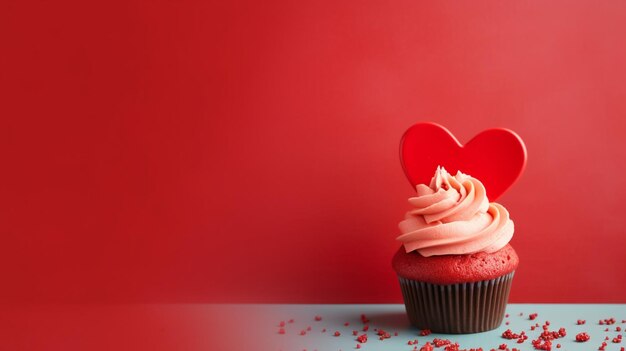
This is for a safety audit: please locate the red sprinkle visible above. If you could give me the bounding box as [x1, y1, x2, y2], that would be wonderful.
[432, 338, 452, 347]
[352, 330, 358, 336]
[356, 344, 361, 349]
[288, 319, 295, 323]
[360, 314, 370, 324]
[556, 344, 561, 349]
[300, 330, 306, 335]
[362, 325, 369, 332]
[575, 332, 590, 342]
[420, 329, 432, 336]
[307, 326, 311, 331]
[377, 329, 391, 340]
[617, 326, 622, 332]
[577, 320, 586, 325]
[334, 331, 341, 337]
[420, 342, 434, 351]
[600, 318, 616, 325]
[321, 328, 326, 333]
[278, 328, 285, 334]
[529, 313, 538, 321]
[498, 344, 507, 350]
[344, 322, 350, 326]
[506, 314, 510, 318]
[314, 315, 322, 321]
[444, 343, 461, 351]
[356, 334, 368, 343]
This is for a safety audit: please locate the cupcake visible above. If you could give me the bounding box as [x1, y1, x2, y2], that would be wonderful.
[392, 166, 519, 334]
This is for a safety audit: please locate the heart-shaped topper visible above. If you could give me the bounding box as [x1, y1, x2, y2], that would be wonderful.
[400, 122, 527, 201]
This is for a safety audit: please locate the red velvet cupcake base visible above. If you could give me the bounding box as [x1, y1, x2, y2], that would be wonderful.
[398, 272, 514, 334]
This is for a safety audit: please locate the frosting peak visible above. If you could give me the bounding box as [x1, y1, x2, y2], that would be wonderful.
[397, 166, 514, 257]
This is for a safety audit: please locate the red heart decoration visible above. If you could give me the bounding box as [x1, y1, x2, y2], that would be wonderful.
[400, 122, 527, 201]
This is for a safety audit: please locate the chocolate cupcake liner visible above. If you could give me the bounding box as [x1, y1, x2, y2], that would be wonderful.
[398, 272, 515, 334]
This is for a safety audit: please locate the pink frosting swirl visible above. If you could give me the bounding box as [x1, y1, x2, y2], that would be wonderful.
[397, 166, 514, 257]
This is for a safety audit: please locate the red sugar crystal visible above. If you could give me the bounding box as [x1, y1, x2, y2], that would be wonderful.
[613, 335, 623, 343]
[498, 344, 507, 350]
[575, 332, 590, 342]
[278, 328, 285, 335]
[432, 338, 452, 347]
[529, 313, 538, 321]
[506, 314, 510, 318]
[344, 322, 350, 326]
[617, 326, 622, 332]
[356, 344, 361, 349]
[288, 319, 294, 323]
[577, 320, 586, 325]
[506, 322, 510, 325]
[556, 344, 561, 348]
[599, 341, 608, 351]
[322, 328, 326, 333]
[352, 330, 358, 336]
[420, 342, 434, 351]
[314, 315, 322, 321]
[502, 329, 522, 340]
[334, 331, 341, 337]
[360, 314, 370, 324]
[300, 330, 306, 335]
[600, 318, 616, 325]
[279, 321, 286, 327]
[420, 329, 432, 336]
[362, 325, 369, 332]
[376, 329, 391, 340]
[307, 326, 311, 331]
[356, 334, 368, 343]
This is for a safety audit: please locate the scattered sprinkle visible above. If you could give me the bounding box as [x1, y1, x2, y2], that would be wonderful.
[575, 332, 590, 342]
[420, 329, 432, 336]
[356, 334, 368, 343]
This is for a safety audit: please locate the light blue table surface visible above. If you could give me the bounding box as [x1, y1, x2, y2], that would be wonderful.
[261, 304, 626, 351]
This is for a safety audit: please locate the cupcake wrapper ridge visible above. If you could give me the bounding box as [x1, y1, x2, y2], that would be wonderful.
[398, 272, 515, 334]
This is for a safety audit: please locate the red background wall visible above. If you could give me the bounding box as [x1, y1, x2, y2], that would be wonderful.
[1, 0, 625, 303]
